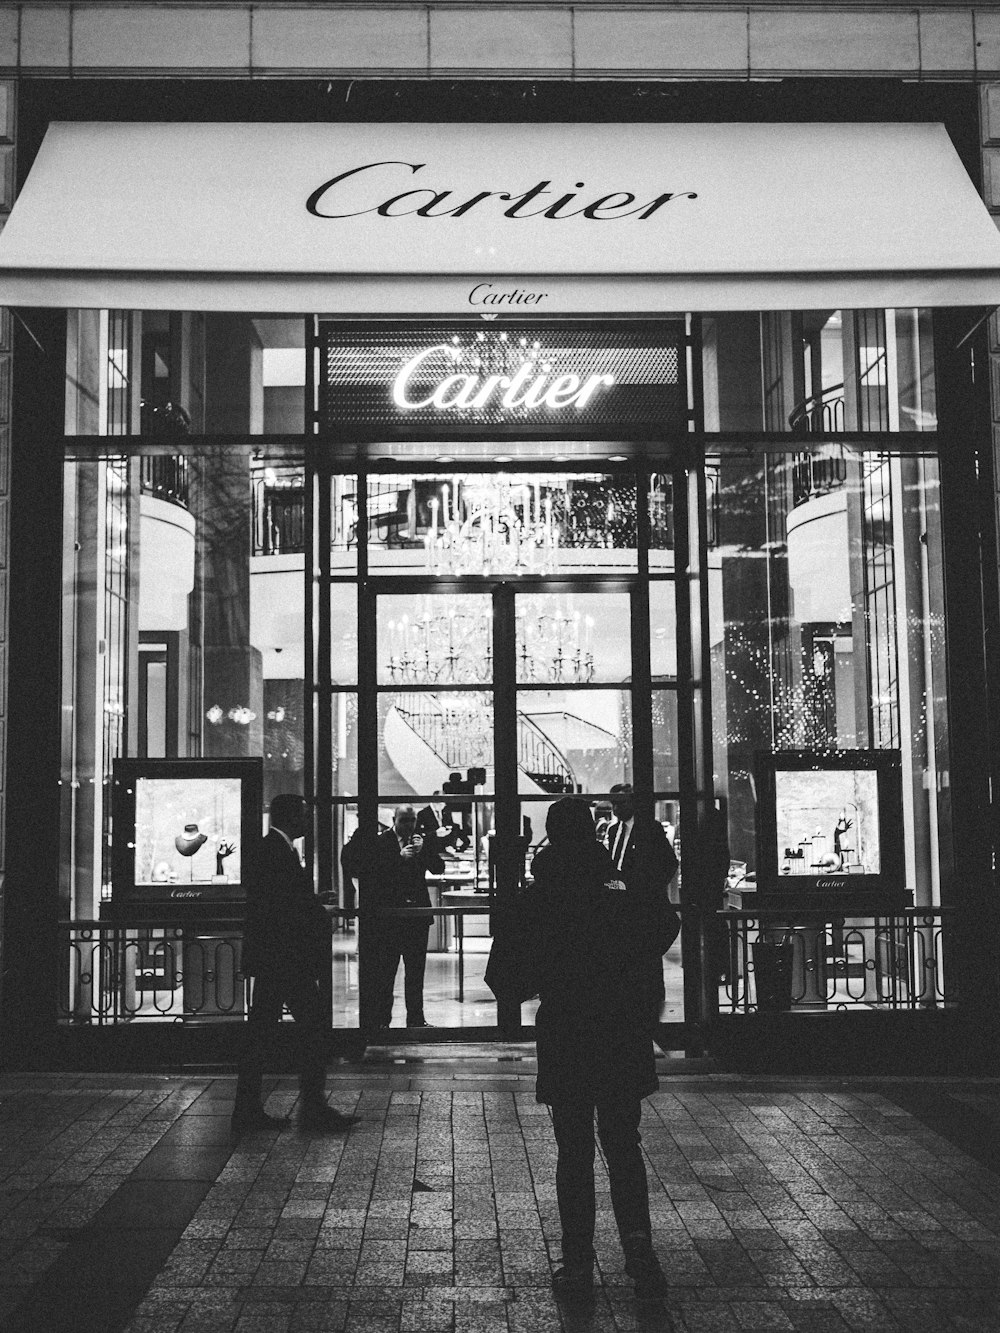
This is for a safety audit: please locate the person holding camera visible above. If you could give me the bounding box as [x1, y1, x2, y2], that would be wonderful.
[364, 804, 444, 1033]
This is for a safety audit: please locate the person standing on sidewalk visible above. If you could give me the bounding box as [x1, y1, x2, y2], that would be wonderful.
[232, 793, 359, 1135]
[606, 782, 681, 1030]
[516, 796, 669, 1299]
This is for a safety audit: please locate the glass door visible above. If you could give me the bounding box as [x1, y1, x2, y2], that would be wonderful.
[313, 463, 695, 1038]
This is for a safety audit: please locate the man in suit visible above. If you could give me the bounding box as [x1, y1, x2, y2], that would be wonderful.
[363, 805, 444, 1035]
[415, 791, 460, 852]
[232, 793, 359, 1135]
[606, 783, 681, 1030]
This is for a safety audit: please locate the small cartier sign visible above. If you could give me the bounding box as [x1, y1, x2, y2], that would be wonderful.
[468, 284, 548, 308]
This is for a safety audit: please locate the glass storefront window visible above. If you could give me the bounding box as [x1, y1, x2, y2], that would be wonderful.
[703, 309, 937, 434]
[60, 445, 306, 916]
[516, 688, 632, 794]
[377, 691, 496, 799]
[709, 447, 950, 908]
[376, 593, 492, 686]
[65, 311, 308, 437]
[366, 472, 638, 575]
[515, 591, 631, 685]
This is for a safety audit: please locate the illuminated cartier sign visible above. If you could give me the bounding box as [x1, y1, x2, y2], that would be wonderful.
[392, 343, 615, 413]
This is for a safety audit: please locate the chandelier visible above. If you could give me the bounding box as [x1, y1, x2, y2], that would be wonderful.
[385, 598, 595, 686]
[425, 473, 560, 576]
[517, 607, 595, 684]
[386, 605, 493, 685]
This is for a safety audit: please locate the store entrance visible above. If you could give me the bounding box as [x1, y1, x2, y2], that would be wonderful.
[312, 457, 710, 1040]
[359, 579, 640, 1033]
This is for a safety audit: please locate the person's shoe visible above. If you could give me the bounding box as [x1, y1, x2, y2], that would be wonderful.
[623, 1235, 667, 1297]
[551, 1258, 594, 1296]
[299, 1103, 360, 1132]
[407, 1019, 435, 1028]
[230, 1105, 286, 1135]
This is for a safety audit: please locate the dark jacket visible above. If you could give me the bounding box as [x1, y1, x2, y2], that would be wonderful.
[242, 830, 332, 981]
[365, 828, 445, 922]
[517, 841, 659, 1106]
[415, 805, 460, 852]
[606, 815, 681, 1020]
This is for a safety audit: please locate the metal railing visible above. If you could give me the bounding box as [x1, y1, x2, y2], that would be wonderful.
[789, 385, 846, 434]
[791, 446, 848, 507]
[58, 920, 247, 1024]
[715, 908, 954, 1013]
[140, 454, 191, 508]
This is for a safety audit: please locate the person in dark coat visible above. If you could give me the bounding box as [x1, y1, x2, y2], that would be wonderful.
[515, 797, 669, 1299]
[362, 804, 445, 1034]
[232, 794, 359, 1135]
[606, 782, 681, 1030]
[415, 792, 461, 852]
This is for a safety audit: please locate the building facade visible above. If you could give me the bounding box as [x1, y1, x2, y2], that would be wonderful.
[0, 3, 997, 1071]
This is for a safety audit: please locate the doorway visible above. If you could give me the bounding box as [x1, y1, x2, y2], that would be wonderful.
[312, 462, 710, 1040]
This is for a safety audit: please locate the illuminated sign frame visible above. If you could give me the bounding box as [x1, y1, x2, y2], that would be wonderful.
[318, 319, 687, 435]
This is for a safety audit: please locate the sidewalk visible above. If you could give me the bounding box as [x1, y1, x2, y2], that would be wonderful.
[0, 1045, 998, 1332]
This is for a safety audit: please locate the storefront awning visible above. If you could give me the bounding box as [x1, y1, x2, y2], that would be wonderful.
[1, 121, 999, 314]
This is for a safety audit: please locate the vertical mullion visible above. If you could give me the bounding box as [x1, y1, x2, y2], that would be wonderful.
[492, 582, 519, 1036]
[632, 467, 653, 801]
[315, 453, 333, 901]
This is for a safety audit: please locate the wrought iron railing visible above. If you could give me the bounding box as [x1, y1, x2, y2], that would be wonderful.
[789, 385, 846, 434]
[58, 920, 247, 1024]
[517, 713, 575, 793]
[140, 454, 191, 508]
[791, 446, 848, 507]
[392, 692, 493, 770]
[252, 465, 306, 556]
[715, 908, 954, 1013]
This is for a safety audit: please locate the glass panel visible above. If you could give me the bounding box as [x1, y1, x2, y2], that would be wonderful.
[516, 689, 631, 795]
[652, 690, 679, 792]
[330, 474, 358, 571]
[376, 593, 492, 686]
[378, 691, 495, 799]
[330, 584, 358, 687]
[648, 472, 675, 573]
[64, 312, 310, 437]
[367, 472, 637, 575]
[701, 309, 937, 435]
[515, 592, 631, 685]
[655, 799, 684, 1023]
[649, 582, 677, 679]
[708, 448, 951, 909]
[59, 445, 306, 918]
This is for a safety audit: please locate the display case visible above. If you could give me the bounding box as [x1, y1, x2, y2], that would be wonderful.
[110, 758, 263, 919]
[754, 750, 908, 912]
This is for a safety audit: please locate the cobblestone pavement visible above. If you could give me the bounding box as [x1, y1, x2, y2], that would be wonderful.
[1, 1047, 998, 1332]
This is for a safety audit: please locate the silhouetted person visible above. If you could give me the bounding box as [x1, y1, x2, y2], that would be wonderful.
[515, 797, 668, 1298]
[232, 794, 359, 1135]
[442, 770, 473, 847]
[606, 782, 681, 1030]
[363, 805, 444, 1034]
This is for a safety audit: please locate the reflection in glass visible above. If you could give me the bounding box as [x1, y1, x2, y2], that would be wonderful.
[708, 448, 950, 910]
[367, 472, 637, 575]
[517, 689, 631, 794]
[652, 691, 679, 791]
[515, 592, 630, 685]
[377, 594, 492, 686]
[61, 448, 307, 916]
[649, 583, 677, 679]
[378, 692, 495, 797]
[330, 584, 358, 686]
